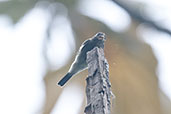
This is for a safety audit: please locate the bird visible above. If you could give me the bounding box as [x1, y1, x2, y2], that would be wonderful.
[57, 32, 106, 86]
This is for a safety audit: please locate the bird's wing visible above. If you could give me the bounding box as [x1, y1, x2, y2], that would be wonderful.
[78, 39, 90, 53]
[74, 39, 90, 62]
[83, 39, 90, 45]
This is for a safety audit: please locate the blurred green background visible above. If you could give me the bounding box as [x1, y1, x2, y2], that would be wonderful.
[0, 0, 171, 114]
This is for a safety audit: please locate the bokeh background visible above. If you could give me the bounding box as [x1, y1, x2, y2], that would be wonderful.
[0, 0, 171, 114]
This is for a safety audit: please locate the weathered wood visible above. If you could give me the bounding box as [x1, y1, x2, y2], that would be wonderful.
[84, 47, 112, 114]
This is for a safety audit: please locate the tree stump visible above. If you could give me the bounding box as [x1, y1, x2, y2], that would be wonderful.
[84, 47, 112, 114]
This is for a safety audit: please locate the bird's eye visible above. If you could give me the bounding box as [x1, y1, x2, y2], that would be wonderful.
[95, 32, 105, 40]
[98, 36, 104, 40]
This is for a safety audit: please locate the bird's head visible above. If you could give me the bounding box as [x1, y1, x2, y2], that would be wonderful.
[94, 32, 106, 41]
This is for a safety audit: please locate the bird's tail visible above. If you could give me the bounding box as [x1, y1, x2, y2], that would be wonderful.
[58, 73, 73, 86]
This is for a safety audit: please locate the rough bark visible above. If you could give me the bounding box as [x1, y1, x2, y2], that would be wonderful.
[84, 47, 112, 114]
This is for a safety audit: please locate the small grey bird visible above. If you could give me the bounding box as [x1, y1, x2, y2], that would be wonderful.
[58, 32, 106, 86]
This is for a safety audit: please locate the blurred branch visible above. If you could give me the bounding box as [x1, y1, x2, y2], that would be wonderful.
[0, 0, 37, 23]
[85, 47, 112, 114]
[111, 0, 171, 36]
[42, 2, 61, 68]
